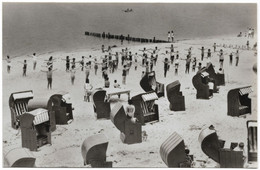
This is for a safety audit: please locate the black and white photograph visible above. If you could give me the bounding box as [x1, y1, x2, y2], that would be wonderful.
[2, 1, 258, 168]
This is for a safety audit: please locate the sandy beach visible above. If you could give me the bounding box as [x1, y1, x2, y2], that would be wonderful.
[2, 34, 257, 168]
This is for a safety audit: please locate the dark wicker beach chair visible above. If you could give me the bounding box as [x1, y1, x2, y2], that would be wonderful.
[92, 89, 111, 119]
[247, 120, 257, 162]
[227, 86, 252, 117]
[47, 92, 73, 126]
[131, 92, 159, 125]
[140, 71, 164, 97]
[166, 80, 185, 111]
[198, 126, 244, 168]
[110, 103, 142, 144]
[20, 109, 51, 151]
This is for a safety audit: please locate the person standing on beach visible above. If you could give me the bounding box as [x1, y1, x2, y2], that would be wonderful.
[41, 67, 57, 89]
[235, 50, 242, 66]
[171, 31, 175, 42]
[170, 49, 175, 64]
[18, 60, 27, 76]
[207, 49, 211, 59]
[63, 56, 70, 72]
[246, 40, 250, 50]
[80, 56, 85, 71]
[122, 65, 128, 85]
[85, 62, 91, 81]
[192, 57, 197, 72]
[175, 57, 179, 75]
[70, 65, 78, 85]
[185, 56, 191, 74]
[134, 52, 138, 70]
[218, 49, 225, 69]
[213, 43, 217, 52]
[101, 45, 105, 53]
[163, 58, 170, 77]
[84, 78, 93, 102]
[229, 53, 233, 65]
[198, 46, 205, 61]
[167, 31, 171, 42]
[28, 53, 38, 70]
[6, 55, 11, 73]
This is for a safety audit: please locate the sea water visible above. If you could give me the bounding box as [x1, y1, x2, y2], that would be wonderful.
[2, 3, 257, 58]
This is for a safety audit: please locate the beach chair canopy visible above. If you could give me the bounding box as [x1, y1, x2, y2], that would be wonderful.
[141, 92, 158, 102]
[29, 108, 49, 125]
[239, 86, 253, 95]
[110, 103, 127, 133]
[4, 148, 35, 167]
[81, 134, 108, 165]
[20, 108, 49, 128]
[160, 132, 186, 167]
[201, 72, 209, 78]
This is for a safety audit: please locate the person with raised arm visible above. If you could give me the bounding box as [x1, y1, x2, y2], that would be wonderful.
[41, 67, 58, 89]
[198, 46, 206, 61]
[27, 53, 38, 70]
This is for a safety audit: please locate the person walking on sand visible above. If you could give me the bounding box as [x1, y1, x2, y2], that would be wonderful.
[163, 58, 170, 78]
[6, 55, 11, 73]
[18, 60, 27, 77]
[41, 67, 57, 89]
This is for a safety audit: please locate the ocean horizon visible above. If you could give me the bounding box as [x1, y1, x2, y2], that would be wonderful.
[2, 3, 257, 58]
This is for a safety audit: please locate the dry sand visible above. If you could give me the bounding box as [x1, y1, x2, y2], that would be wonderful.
[2, 36, 257, 168]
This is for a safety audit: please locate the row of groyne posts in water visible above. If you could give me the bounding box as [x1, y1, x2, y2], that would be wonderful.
[85, 31, 169, 43]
